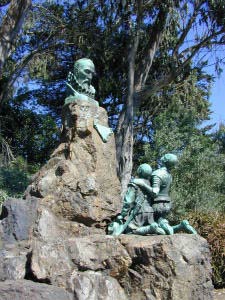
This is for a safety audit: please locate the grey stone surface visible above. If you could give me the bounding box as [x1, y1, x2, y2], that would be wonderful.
[25, 104, 121, 226]
[33, 206, 104, 241]
[68, 270, 128, 300]
[0, 280, 73, 300]
[0, 97, 214, 300]
[30, 238, 72, 288]
[214, 289, 225, 300]
[119, 234, 214, 300]
[0, 197, 38, 242]
[67, 234, 131, 275]
[0, 174, 214, 300]
[0, 244, 28, 281]
[0, 196, 214, 300]
[29, 233, 131, 288]
[27, 230, 213, 300]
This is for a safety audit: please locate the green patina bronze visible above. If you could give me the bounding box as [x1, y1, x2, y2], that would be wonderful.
[109, 154, 197, 236]
[65, 58, 97, 105]
[65, 58, 113, 142]
[93, 121, 113, 143]
[108, 163, 166, 236]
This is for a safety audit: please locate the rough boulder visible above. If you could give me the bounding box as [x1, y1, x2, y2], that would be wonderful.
[0, 102, 214, 299]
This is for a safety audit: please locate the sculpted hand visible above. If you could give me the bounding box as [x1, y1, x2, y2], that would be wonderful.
[116, 215, 124, 225]
[132, 178, 153, 194]
[117, 214, 124, 221]
[132, 178, 145, 186]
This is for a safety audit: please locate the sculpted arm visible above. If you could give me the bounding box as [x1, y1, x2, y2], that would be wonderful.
[132, 179, 153, 195]
[132, 176, 161, 197]
[151, 175, 161, 196]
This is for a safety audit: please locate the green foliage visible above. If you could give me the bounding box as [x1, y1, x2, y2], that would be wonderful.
[1, 100, 60, 165]
[0, 166, 29, 196]
[136, 72, 225, 217]
[0, 1, 224, 283]
[209, 0, 225, 28]
[171, 135, 225, 216]
[139, 123, 225, 217]
[187, 211, 225, 288]
[1, 0, 224, 165]
[214, 124, 225, 154]
[0, 0, 223, 214]
[0, 189, 8, 206]
[0, 156, 38, 202]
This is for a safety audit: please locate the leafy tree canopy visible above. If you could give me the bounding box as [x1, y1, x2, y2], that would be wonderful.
[0, 0, 224, 201]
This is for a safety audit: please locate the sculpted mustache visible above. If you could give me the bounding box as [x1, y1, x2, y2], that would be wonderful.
[81, 79, 90, 83]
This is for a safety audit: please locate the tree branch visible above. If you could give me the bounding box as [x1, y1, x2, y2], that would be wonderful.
[0, 0, 31, 72]
[173, 0, 204, 56]
[134, 6, 169, 91]
[179, 29, 225, 59]
[137, 27, 225, 107]
[0, 40, 71, 104]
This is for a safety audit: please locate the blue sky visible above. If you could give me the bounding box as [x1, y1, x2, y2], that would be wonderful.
[209, 70, 225, 128]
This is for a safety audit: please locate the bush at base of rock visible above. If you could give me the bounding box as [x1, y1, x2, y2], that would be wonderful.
[186, 211, 225, 288]
[0, 156, 39, 205]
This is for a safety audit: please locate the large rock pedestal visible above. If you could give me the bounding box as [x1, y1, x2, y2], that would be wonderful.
[0, 101, 214, 299]
[119, 234, 213, 300]
[0, 207, 213, 300]
[26, 101, 121, 225]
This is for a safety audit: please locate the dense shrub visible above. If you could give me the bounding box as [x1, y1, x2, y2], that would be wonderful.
[187, 211, 225, 288]
[0, 156, 39, 203]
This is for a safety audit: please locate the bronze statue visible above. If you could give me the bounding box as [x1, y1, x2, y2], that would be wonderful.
[109, 154, 197, 236]
[63, 58, 113, 143]
[108, 163, 165, 236]
[65, 58, 96, 105]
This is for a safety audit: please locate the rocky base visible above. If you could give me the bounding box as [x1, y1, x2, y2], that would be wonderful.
[119, 234, 213, 300]
[0, 280, 73, 300]
[0, 198, 213, 300]
[0, 101, 214, 300]
[23, 103, 121, 226]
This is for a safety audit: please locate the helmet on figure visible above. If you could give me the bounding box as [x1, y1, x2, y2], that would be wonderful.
[137, 163, 152, 179]
[160, 153, 178, 169]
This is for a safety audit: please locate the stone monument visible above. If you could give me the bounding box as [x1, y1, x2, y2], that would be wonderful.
[0, 58, 214, 300]
[26, 57, 121, 225]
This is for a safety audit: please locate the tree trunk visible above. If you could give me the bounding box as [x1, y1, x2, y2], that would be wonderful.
[116, 5, 169, 197]
[0, 0, 31, 71]
[116, 40, 137, 197]
[116, 0, 141, 196]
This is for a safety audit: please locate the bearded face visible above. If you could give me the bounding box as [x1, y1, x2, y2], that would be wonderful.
[74, 59, 95, 90]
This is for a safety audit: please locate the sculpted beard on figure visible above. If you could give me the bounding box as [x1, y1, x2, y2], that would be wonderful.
[64, 58, 113, 143]
[66, 58, 96, 104]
